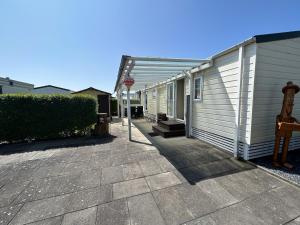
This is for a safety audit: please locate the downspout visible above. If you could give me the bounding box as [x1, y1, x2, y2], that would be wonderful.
[233, 46, 245, 158]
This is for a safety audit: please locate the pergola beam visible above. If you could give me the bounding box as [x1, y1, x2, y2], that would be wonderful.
[131, 56, 209, 63]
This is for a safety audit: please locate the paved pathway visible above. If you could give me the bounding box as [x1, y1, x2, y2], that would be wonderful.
[0, 120, 300, 225]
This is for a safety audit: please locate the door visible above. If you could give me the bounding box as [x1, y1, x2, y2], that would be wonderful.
[98, 95, 109, 116]
[176, 79, 185, 120]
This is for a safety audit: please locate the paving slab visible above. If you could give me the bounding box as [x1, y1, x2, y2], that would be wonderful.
[145, 172, 182, 191]
[62, 207, 97, 225]
[113, 178, 150, 200]
[139, 159, 163, 176]
[152, 186, 194, 225]
[9, 187, 108, 225]
[27, 216, 63, 225]
[101, 166, 124, 185]
[127, 193, 165, 225]
[155, 157, 177, 172]
[0, 179, 31, 208]
[122, 163, 144, 180]
[96, 199, 130, 225]
[0, 203, 23, 225]
[196, 178, 238, 208]
[287, 216, 300, 225]
[175, 183, 220, 218]
[14, 170, 101, 204]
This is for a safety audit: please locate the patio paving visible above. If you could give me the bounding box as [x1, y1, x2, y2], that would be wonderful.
[0, 119, 299, 225]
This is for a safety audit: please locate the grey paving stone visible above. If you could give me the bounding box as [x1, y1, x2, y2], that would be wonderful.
[33, 163, 65, 178]
[113, 178, 150, 200]
[62, 162, 91, 175]
[152, 186, 194, 225]
[175, 183, 220, 218]
[216, 169, 283, 201]
[155, 157, 176, 172]
[139, 159, 162, 176]
[101, 166, 124, 184]
[9, 187, 107, 225]
[122, 163, 144, 180]
[14, 170, 101, 204]
[196, 178, 238, 208]
[145, 172, 181, 191]
[127, 193, 165, 225]
[27, 216, 63, 225]
[96, 199, 130, 225]
[286, 216, 300, 225]
[207, 201, 266, 225]
[0, 179, 31, 208]
[0, 204, 23, 225]
[62, 207, 97, 225]
[182, 215, 217, 225]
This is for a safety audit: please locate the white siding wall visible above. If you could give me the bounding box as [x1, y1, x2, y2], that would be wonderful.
[146, 88, 156, 116]
[157, 85, 167, 114]
[192, 43, 256, 154]
[249, 37, 300, 158]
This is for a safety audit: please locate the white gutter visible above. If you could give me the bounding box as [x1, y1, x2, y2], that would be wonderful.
[233, 46, 245, 158]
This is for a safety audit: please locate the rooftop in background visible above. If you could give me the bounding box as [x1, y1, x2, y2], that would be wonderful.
[33, 85, 72, 92]
[72, 87, 111, 95]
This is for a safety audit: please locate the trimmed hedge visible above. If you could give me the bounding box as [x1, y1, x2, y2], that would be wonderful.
[0, 94, 97, 142]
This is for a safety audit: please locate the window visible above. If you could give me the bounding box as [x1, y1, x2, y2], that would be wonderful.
[0, 86, 2, 94]
[167, 82, 174, 116]
[194, 76, 203, 100]
[9, 81, 13, 86]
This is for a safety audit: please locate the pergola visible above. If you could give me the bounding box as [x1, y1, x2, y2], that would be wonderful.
[114, 55, 210, 140]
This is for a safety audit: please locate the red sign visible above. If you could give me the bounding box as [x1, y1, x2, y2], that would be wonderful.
[123, 76, 135, 89]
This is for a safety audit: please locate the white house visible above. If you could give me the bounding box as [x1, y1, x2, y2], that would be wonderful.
[115, 30, 300, 160]
[0, 77, 34, 94]
[32, 85, 73, 94]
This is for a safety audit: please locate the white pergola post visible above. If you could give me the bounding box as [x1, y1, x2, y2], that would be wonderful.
[117, 91, 120, 118]
[126, 88, 132, 141]
[120, 90, 125, 126]
[155, 86, 158, 122]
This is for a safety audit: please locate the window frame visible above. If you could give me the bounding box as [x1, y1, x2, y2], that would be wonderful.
[193, 76, 203, 101]
[166, 82, 175, 117]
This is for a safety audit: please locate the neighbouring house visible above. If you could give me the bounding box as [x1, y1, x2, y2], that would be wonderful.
[32, 85, 73, 94]
[0, 77, 34, 94]
[115, 30, 300, 160]
[72, 87, 111, 117]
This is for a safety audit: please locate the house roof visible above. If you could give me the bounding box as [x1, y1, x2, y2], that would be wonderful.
[254, 30, 300, 43]
[34, 85, 72, 92]
[115, 30, 300, 93]
[72, 87, 111, 95]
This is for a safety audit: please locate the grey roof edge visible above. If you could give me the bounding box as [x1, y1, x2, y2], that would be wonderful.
[34, 85, 72, 91]
[254, 30, 300, 43]
[114, 55, 130, 93]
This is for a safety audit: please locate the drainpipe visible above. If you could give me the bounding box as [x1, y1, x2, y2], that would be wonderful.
[117, 91, 120, 118]
[233, 46, 244, 158]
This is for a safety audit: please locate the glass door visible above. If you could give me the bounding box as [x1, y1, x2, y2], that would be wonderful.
[167, 82, 174, 117]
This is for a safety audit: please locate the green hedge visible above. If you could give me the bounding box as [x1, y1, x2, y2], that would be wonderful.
[0, 94, 97, 142]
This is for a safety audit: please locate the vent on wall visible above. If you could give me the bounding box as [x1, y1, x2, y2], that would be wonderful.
[192, 127, 300, 160]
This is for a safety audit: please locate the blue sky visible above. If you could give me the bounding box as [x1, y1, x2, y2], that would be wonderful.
[0, 0, 300, 93]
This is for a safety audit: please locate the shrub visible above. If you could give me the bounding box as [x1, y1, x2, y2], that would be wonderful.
[0, 94, 97, 142]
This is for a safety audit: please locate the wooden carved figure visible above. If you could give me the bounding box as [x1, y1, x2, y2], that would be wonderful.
[273, 81, 300, 169]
